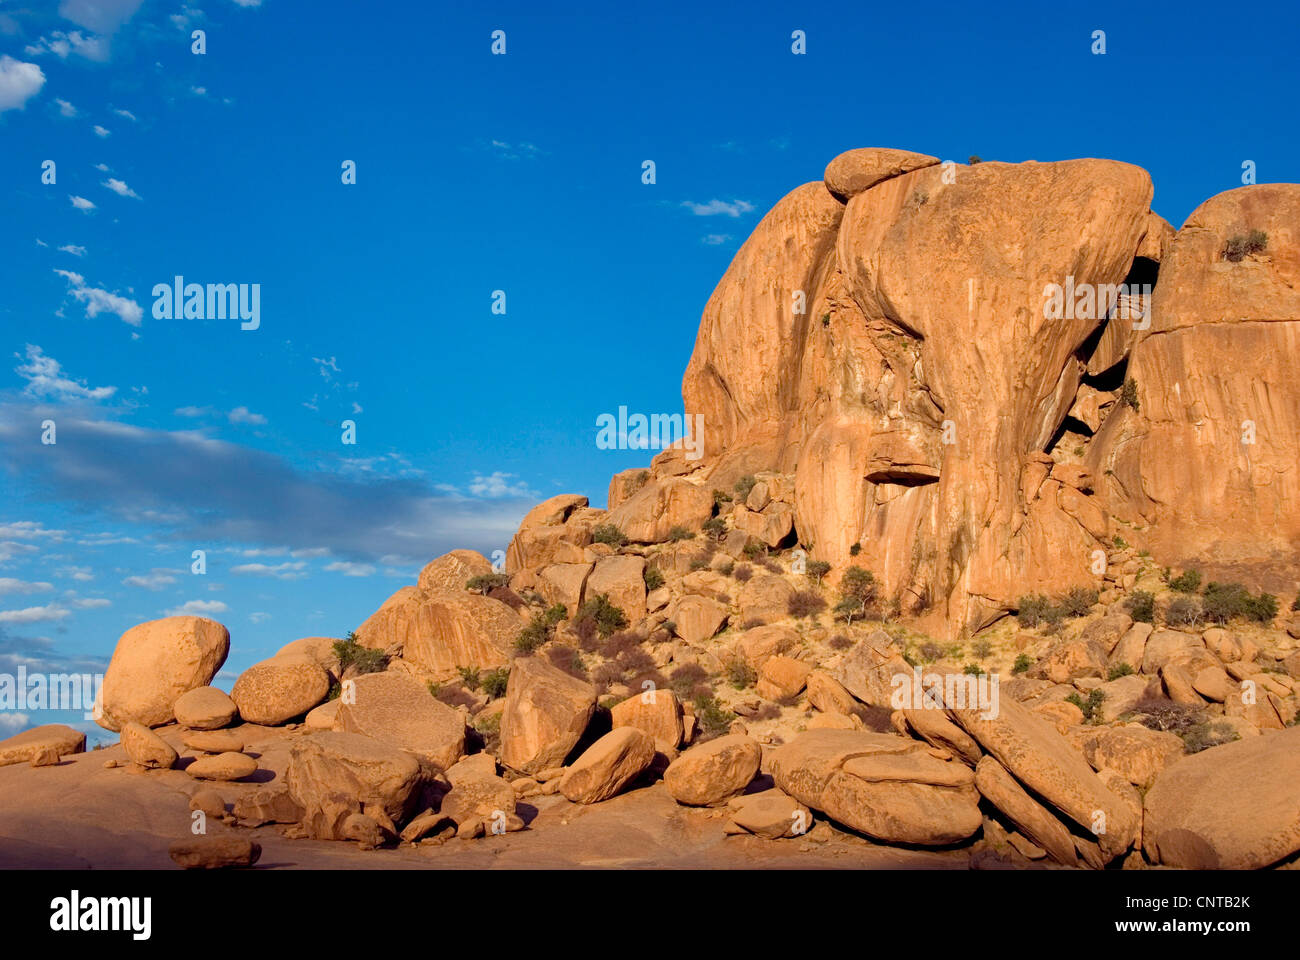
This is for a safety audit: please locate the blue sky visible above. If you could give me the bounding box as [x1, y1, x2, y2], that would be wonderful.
[1, 0, 1297, 742]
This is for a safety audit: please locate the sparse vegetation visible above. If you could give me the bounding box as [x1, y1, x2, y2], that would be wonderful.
[1202, 581, 1278, 624]
[643, 564, 665, 591]
[734, 475, 757, 500]
[788, 589, 827, 619]
[712, 488, 733, 506]
[1169, 568, 1202, 594]
[1223, 229, 1268, 262]
[1061, 586, 1099, 618]
[1066, 688, 1106, 724]
[702, 517, 727, 540]
[972, 638, 993, 659]
[1107, 662, 1135, 681]
[1016, 594, 1053, 629]
[1121, 377, 1140, 412]
[575, 593, 628, 639]
[694, 695, 736, 738]
[837, 566, 877, 623]
[726, 658, 757, 689]
[1165, 595, 1203, 627]
[333, 636, 388, 675]
[547, 644, 587, 680]
[482, 667, 510, 699]
[733, 563, 753, 582]
[457, 666, 481, 690]
[667, 525, 695, 542]
[806, 560, 832, 584]
[1126, 590, 1155, 624]
[1012, 653, 1033, 674]
[466, 572, 511, 595]
[515, 603, 568, 654]
[669, 663, 710, 701]
[849, 542, 862, 557]
[591, 523, 629, 547]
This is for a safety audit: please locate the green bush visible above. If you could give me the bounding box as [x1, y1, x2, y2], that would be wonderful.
[712, 488, 733, 506]
[839, 566, 877, 620]
[1203, 582, 1277, 624]
[806, 560, 832, 583]
[466, 573, 511, 595]
[1016, 594, 1053, 628]
[972, 638, 993, 659]
[576, 593, 628, 639]
[481, 667, 510, 699]
[591, 523, 628, 547]
[1066, 688, 1106, 724]
[734, 475, 757, 500]
[1126, 590, 1155, 624]
[667, 525, 694, 542]
[333, 637, 388, 675]
[962, 663, 985, 676]
[741, 539, 765, 559]
[694, 695, 736, 738]
[702, 517, 727, 540]
[1107, 662, 1135, 681]
[457, 666, 481, 690]
[1121, 378, 1140, 411]
[1012, 653, 1033, 674]
[849, 542, 861, 557]
[643, 565, 665, 592]
[1169, 568, 1202, 593]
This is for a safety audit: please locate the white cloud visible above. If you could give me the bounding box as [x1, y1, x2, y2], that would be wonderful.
[15, 344, 117, 402]
[92, 124, 110, 138]
[468, 471, 537, 499]
[122, 570, 177, 590]
[0, 713, 30, 735]
[0, 604, 70, 624]
[701, 234, 732, 245]
[58, 244, 87, 257]
[190, 85, 207, 97]
[324, 561, 375, 577]
[249, 611, 270, 623]
[53, 269, 143, 326]
[231, 561, 306, 580]
[0, 521, 66, 540]
[165, 599, 228, 616]
[0, 578, 54, 596]
[680, 199, 755, 218]
[101, 177, 139, 199]
[232, 0, 262, 6]
[70, 597, 111, 609]
[56, 565, 93, 582]
[55, 98, 78, 117]
[70, 195, 96, 212]
[0, 56, 45, 113]
[112, 107, 136, 121]
[94, 162, 110, 172]
[228, 406, 266, 425]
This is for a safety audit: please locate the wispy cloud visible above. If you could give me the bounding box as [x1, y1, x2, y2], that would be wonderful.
[231, 561, 307, 580]
[165, 599, 228, 616]
[102, 177, 140, 199]
[0, 604, 69, 624]
[701, 234, 732, 245]
[58, 244, 87, 257]
[680, 199, 755, 218]
[53, 269, 143, 326]
[122, 570, 178, 590]
[15, 344, 116, 402]
[69, 195, 96, 212]
[55, 98, 78, 117]
[93, 124, 110, 138]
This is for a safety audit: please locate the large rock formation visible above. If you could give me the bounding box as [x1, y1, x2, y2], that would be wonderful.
[96, 616, 230, 731]
[671, 148, 1300, 637]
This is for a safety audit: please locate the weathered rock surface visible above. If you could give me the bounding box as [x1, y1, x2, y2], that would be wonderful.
[664, 734, 762, 806]
[186, 751, 258, 782]
[97, 616, 229, 730]
[230, 655, 330, 725]
[285, 731, 423, 840]
[823, 147, 941, 202]
[0, 724, 85, 767]
[336, 671, 465, 772]
[168, 836, 261, 869]
[771, 729, 982, 845]
[498, 657, 596, 774]
[1143, 726, 1300, 869]
[951, 697, 1137, 860]
[609, 689, 684, 748]
[173, 686, 238, 730]
[559, 727, 655, 803]
[356, 589, 517, 679]
[120, 722, 178, 770]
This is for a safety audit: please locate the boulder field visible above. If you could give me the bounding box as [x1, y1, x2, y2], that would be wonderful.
[2, 147, 1298, 870]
